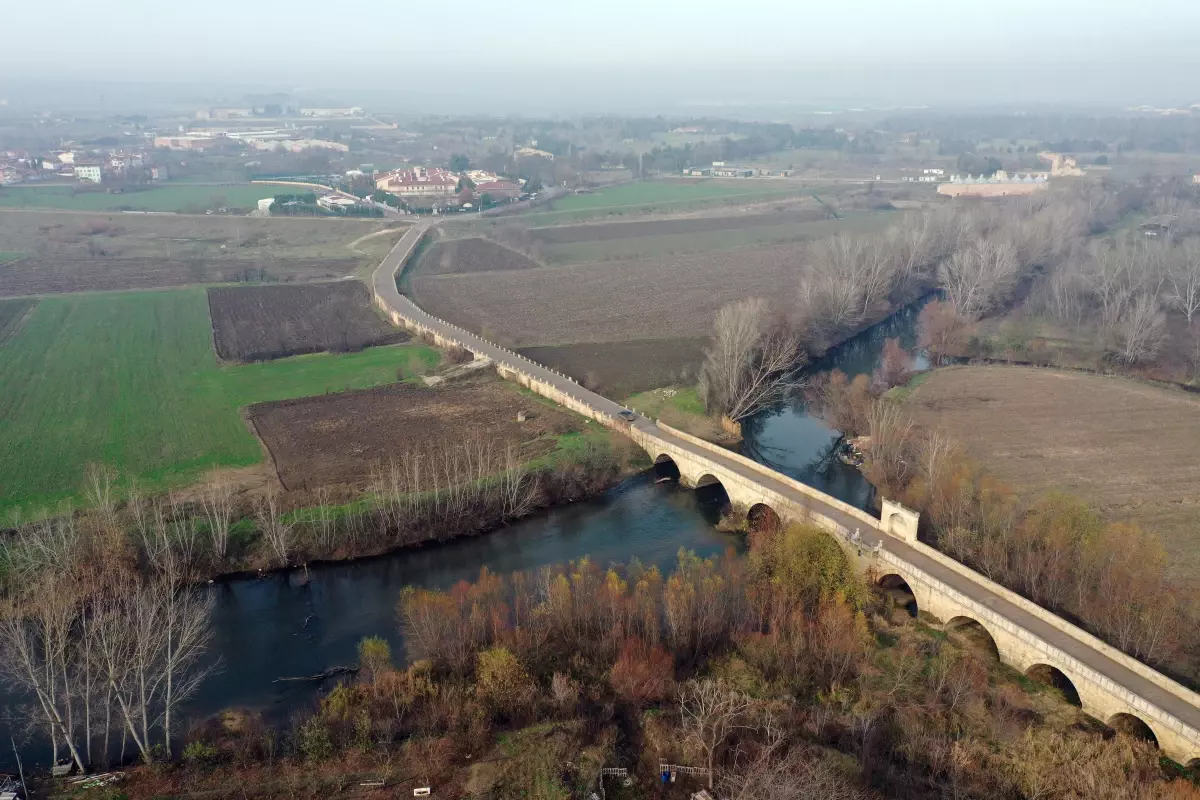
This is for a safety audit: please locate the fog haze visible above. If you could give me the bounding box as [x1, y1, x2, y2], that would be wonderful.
[4, 0, 1200, 112]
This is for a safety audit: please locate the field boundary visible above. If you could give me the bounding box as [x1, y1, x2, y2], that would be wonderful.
[0, 297, 38, 348]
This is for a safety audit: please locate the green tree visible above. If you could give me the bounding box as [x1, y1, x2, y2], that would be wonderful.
[357, 636, 392, 682]
[449, 153, 470, 172]
[476, 647, 533, 717]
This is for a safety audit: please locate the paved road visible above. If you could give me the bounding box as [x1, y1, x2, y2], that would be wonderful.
[372, 223, 1200, 746]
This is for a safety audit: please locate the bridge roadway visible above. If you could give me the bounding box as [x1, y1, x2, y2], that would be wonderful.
[372, 222, 1200, 765]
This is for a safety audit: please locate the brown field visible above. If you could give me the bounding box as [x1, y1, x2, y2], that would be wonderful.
[414, 236, 540, 276]
[519, 337, 706, 398]
[904, 365, 1200, 585]
[208, 281, 408, 362]
[0, 255, 361, 296]
[411, 243, 802, 347]
[0, 210, 401, 294]
[528, 208, 832, 243]
[248, 376, 580, 490]
[0, 297, 36, 344]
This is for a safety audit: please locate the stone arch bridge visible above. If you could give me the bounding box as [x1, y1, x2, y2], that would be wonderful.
[373, 223, 1200, 766]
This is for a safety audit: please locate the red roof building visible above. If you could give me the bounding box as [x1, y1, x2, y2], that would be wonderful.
[374, 166, 458, 197]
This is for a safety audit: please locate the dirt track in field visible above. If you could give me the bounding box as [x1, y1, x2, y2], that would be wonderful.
[414, 237, 540, 276]
[905, 365, 1200, 585]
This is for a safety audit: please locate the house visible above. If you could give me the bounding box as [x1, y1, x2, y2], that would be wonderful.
[711, 164, 754, 178]
[317, 194, 358, 211]
[473, 180, 522, 200]
[514, 146, 554, 160]
[75, 164, 103, 183]
[682, 167, 711, 177]
[374, 166, 459, 197]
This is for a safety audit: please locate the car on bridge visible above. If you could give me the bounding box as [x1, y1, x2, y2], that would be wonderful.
[618, 409, 637, 422]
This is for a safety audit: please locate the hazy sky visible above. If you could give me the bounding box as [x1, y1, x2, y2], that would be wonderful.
[5, 0, 1200, 112]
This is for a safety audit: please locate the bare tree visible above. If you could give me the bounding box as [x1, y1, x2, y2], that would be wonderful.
[255, 484, 293, 567]
[199, 468, 236, 560]
[699, 298, 804, 425]
[720, 749, 876, 800]
[939, 237, 1019, 319]
[679, 678, 756, 789]
[1166, 239, 1200, 323]
[1113, 293, 1166, 365]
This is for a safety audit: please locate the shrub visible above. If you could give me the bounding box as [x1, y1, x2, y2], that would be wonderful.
[475, 647, 535, 719]
[297, 716, 335, 761]
[182, 740, 220, 764]
[358, 636, 393, 682]
[609, 638, 675, 706]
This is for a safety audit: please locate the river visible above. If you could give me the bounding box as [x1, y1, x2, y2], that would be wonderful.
[1, 302, 925, 773]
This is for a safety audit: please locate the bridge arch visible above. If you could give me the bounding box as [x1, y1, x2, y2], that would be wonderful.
[1108, 713, 1159, 747]
[747, 502, 782, 533]
[945, 616, 1001, 662]
[1026, 663, 1082, 707]
[652, 454, 680, 481]
[878, 573, 919, 618]
[695, 473, 724, 489]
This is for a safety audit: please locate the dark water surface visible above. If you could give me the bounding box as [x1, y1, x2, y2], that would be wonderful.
[2, 303, 924, 772]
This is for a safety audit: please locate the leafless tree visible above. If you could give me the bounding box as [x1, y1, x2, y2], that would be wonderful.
[199, 468, 236, 560]
[699, 298, 804, 423]
[255, 483, 293, 567]
[83, 463, 120, 536]
[1113, 293, 1166, 364]
[679, 678, 756, 789]
[1166, 239, 1200, 323]
[719, 749, 876, 800]
[0, 591, 88, 773]
[939, 237, 1019, 319]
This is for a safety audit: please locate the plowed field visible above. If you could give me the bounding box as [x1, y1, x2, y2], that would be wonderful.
[414, 237, 540, 276]
[904, 365, 1200, 585]
[208, 281, 407, 361]
[411, 243, 802, 347]
[0, 255, 359, 296]
[248, 376, 579, 490]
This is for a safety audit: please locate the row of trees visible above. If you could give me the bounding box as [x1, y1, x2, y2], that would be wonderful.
[1, 435, 621, 591]
[0, 512, 215, 770]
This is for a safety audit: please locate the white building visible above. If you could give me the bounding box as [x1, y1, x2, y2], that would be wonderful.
[255, 198, 275, 216]
[317, 194, 358, 211]
[75, 164, 102, 183]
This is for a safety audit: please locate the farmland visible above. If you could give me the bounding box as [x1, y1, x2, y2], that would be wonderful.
[412, 243, 801, 346]
[0, 183, 284, 213]
[0, 297, 35, 344]
[518, 338, 706, 398]
[0, 255, 362, 296]
[546, 179, 805, 213]
[532, 212, 894, 265]
[414, 236, 539, 276]
[0, 211, 401, 293]
[208, 281, 407, 361]
[903, 365, 1200, 585]
[0, 289, 438, 516]
[249, 375, 581, 490]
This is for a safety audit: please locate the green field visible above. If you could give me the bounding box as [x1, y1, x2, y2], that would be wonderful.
[0, 252, 22, 263]
[0, 184, 278, 213]
[0, 298, 36, 344]
[547, 180, 803, 213]
[0, 290, 438, 516]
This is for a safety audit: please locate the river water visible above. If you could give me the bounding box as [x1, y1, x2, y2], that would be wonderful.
[1, 303, 924, 773]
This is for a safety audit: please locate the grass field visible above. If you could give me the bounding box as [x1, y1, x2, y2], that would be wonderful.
[904, 365, 1200, 586]
[0, 290, 438, 516]
[0, 184, 280, 213]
